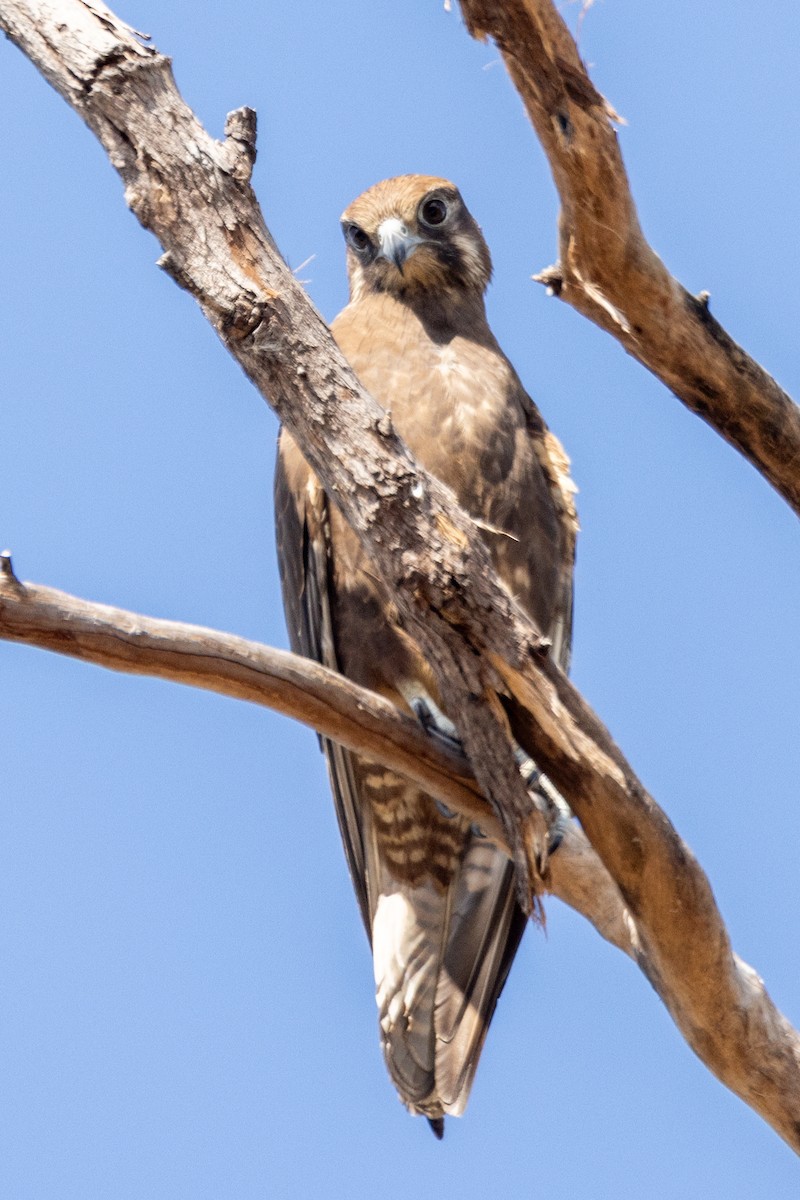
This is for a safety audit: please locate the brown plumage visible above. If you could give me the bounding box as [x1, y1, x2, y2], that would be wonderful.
[274, 175, 577, 1132]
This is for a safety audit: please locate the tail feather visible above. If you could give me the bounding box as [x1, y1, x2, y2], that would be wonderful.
[370, 830, 525, 1123]
[434, 840, 525, 1113]
[427, 1116, 445, 1140]
[372, 885, 448, 1107]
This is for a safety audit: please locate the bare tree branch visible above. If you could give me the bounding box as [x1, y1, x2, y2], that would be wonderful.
[458, 0, 800, 516]
[0, 0, 554, 898]
[0, 552, 633, 955]
[1, 0, 798, 1151]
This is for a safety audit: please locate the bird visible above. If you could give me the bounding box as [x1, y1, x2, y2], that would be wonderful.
[274, 175, 577, 1136]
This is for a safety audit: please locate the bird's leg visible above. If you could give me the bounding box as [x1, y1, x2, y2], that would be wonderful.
[513, 748, 572, 855]
[409, 695, 464, 822]
[408, 693, 570, 852]
[409, 695, 462, 753]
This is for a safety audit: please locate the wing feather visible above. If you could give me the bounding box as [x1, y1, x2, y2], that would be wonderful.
[274, 369, 577, 1125]
[275, 427, 528, 1120]
[434, 840, 527, 1113]
[274, 430, 370, 929]
[519, 391, 579, 672]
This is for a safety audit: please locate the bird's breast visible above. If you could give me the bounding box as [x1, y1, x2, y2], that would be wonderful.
[331, 297, 563, 633]
[335, 313, 515, 475]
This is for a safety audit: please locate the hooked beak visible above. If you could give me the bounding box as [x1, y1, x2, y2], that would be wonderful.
[376, 217, 424, 273]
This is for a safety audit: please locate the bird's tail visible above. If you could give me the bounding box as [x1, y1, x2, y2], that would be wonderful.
[370, 831, 526, 1128]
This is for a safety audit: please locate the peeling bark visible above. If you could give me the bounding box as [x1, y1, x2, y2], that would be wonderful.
[459, 0, 800, 514]
[0, 0, 798, 1152]
[0, 555, 633, 954]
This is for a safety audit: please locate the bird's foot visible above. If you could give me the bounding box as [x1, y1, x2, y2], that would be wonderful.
[410, 694, 571, 854]
[514, 748, 572, 857]
[410, 697, 486, 833]
[410, 695, 462, 753]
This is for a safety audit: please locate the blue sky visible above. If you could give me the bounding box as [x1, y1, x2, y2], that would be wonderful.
[1, 1, 799, 1195]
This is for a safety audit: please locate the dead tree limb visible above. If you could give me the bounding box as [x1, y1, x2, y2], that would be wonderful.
[459, 0, 800, 516]
[1, 0, 798, 1151]
[0, 553, 633, 955]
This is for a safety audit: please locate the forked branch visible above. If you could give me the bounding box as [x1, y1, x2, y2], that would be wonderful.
[0, 554, 633, 954]
[0, 0, 798, 1152]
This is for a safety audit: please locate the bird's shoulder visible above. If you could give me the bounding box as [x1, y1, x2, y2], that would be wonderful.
[514, 382, 580, 545]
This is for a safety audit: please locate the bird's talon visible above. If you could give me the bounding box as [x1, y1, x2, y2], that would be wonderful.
[411, 696, 463, 754]
[546, 813, 566, 857]
[516, 749, 571, 858]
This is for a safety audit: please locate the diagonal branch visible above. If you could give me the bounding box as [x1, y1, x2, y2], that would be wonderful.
[459, 0, 800, 516]
[0, 0, 552, 899]
[1, 0, 798, 1151]
[0, 553, 633, 954]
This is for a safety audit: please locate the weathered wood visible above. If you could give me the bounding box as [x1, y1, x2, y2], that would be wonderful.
[1, 0, 799, 1151]
[459, 0, 800, 515]
[0, 554, 634, 954]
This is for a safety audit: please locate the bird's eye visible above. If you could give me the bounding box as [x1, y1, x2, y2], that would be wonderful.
[345, 223, 370, 252]
[419, 196, 448, 227]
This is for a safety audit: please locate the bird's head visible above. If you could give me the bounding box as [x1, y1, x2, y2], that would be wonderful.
[340, 175, 492, 302]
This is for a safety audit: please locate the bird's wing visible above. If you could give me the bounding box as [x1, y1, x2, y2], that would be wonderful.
[273, 321, 578, 1125]
[520, 395, 579, 672]
[273, 428, 370, 930]
[275, 425, 527, 1119]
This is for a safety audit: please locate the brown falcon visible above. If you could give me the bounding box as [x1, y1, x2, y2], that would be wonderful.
[274, 175, 577, 1136]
